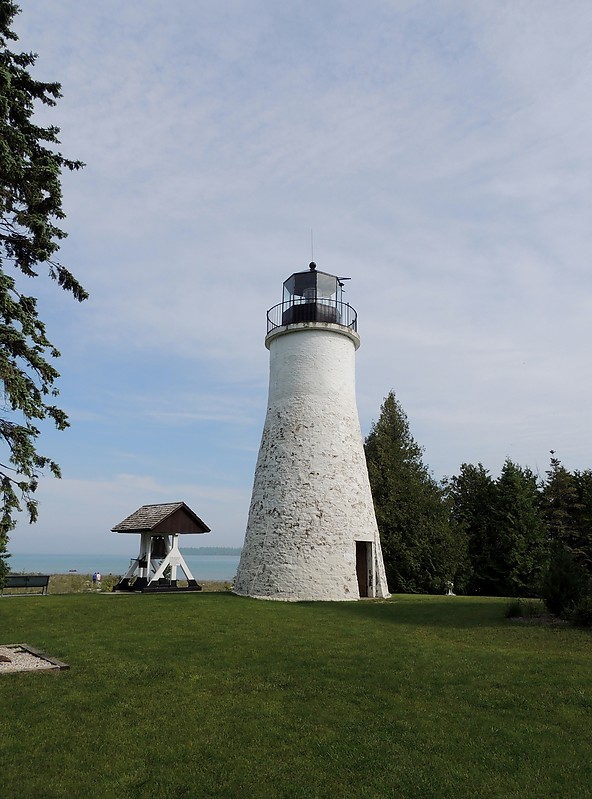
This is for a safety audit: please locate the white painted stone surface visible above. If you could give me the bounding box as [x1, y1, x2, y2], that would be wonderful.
[234, 322, 389, 601]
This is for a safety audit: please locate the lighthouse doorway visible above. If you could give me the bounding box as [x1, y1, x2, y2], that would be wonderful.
[356, 541, 372, 597]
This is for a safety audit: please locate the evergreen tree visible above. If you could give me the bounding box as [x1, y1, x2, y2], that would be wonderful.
[541, 455, 592, 619]
[444, 463, 498, 595]
[364, 391, 466, 593]
[571, 470, 592, 572]
[543, 453, 579, 551]
[494, 459, 548, 596]
[0, 1, 87, 581]
[446, 460, 549, 597]
[542, 454, 592, 575]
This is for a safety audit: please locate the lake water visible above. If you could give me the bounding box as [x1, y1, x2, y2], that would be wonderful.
[7, 553, 241, 581]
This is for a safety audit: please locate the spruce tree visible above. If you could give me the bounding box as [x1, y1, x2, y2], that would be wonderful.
[445, 463, 498, 595]
[364, 391, 465, 593]
[447, 460, 549, 597]
[0, 1, 87, 581]
[541, 455, 592, 618]
[571, 470, 592, 572]
[543, 453, 579, 550]
[494, 459, 548, 596]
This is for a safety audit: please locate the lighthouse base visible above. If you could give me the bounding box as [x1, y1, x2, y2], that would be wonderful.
[233, 535, 388, 602]
[235, 323, 390, 602]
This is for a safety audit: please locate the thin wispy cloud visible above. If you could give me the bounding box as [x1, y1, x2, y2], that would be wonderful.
[8, 0, 592, 553]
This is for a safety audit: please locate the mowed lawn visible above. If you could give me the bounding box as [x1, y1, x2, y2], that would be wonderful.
[0, 593, 590, 799]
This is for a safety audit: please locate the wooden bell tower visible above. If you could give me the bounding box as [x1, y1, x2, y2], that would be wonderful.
[112, 502, 210, 593]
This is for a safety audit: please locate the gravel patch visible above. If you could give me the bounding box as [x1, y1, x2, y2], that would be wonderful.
[0, 644, 69, 674]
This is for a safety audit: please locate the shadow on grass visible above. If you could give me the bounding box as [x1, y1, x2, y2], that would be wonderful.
[210, 587, 516, 631]
[293, 594, 512, 631]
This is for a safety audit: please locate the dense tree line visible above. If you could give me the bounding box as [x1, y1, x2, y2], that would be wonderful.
[365, 392, 592, 621]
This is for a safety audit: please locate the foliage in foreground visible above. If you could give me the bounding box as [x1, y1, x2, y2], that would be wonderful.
[0, 1, 86, 582]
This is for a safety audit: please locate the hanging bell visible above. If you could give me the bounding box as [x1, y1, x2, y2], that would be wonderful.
[151, 536, 167, 559]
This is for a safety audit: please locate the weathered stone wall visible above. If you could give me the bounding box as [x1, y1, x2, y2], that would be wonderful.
[234, 323, 389, 601]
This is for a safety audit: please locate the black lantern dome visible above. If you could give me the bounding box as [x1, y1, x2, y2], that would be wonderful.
[267, 262, 357, 333]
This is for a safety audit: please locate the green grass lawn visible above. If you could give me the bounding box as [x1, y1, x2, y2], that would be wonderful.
[1, 593, 590, 799]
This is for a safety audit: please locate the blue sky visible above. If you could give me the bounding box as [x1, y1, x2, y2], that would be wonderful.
[9, 0, 592, 555]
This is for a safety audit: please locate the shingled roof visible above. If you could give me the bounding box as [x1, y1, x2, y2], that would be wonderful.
[111, 502, 210, 534]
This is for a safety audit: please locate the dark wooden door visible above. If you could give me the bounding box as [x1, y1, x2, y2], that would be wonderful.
[356, 542, 369, 597]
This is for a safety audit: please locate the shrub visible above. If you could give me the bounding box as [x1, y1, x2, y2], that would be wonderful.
[504, 598, 544, 620]
[567, 586, 592, 627]
[522, 599, 545, 618]
[541, 547, 587, 616]
[505, 599, 523, 618]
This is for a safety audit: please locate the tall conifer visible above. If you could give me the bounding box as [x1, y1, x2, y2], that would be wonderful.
[0, 1, 87, 580]
[364, 391, 465, 593]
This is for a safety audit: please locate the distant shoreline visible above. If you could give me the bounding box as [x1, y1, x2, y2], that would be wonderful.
[10, 547, 242, 557]
[7, 551, 241, 582]
[181, 547, 242, 555]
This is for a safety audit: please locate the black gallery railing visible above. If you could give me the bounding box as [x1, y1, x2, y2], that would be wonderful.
[267, 300, 358, 334]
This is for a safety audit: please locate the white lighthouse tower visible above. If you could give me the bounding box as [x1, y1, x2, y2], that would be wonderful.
[234, 262, 389, 601]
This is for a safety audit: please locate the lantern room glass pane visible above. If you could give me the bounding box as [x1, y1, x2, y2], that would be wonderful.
[316, 272, 338, 299]
[283, 270, 341, 303]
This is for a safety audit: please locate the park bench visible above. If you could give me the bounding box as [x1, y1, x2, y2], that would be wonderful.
[1, 575, 50, 596]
